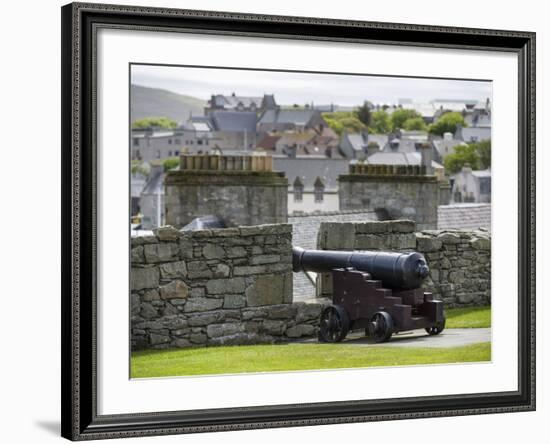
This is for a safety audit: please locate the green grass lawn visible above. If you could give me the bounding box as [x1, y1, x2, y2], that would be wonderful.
[445, 306, 491, 328]
[131, 341, 491, 378]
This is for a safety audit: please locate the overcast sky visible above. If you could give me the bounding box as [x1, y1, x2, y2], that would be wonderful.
[131, 64, 492, 106]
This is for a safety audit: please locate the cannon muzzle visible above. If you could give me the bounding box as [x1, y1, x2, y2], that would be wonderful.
[292, 246, 429, 290]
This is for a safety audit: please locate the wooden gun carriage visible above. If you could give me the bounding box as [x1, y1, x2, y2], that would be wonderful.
[292, 247, 445, 343]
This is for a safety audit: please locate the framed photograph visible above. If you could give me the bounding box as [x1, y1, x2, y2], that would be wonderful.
[61, 2, 535, 440]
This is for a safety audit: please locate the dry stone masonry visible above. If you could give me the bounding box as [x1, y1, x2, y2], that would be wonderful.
[317, 220, 491, 307]
[131, 224, 325, 350]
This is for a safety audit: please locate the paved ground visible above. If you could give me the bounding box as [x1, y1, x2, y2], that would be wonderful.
[298, 328, 491, 348]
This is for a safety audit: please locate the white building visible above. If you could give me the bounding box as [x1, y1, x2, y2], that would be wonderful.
[451, 165, 491, 203]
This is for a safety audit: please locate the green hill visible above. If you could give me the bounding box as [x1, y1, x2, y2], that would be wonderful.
[130, 84, 206, 125]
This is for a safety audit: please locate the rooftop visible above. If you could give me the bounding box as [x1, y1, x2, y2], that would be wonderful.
[437, 203, 491, 231]
[273, 155, 349, 191]
[362, 152, 444, 169]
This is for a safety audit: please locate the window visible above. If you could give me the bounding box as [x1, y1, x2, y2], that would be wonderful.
[479, 177, 491, 194]
[314, 188, 324, 203]
[168, 139, 172, 145]
[156, 150, 161, 159]
[293, 176, 304, 202]
[168, 151, 173, 157]
[133, 138, 139, 147]
[197, 139, 203, 145]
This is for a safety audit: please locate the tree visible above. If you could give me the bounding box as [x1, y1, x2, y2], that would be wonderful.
[444, 139, 491, 174]
[132, 116, 178, 129]
[475, 139, 491, 169]
[444, 144, 480, 174]
[368, 110, 391, 134]
[402, 117, 427, 131]
[390, 109, 422, 131]
[428, 112, 466, 136]
[355, 102, 372, 126]
[322, 112, 366, 136]
[163, 157, 180, 171]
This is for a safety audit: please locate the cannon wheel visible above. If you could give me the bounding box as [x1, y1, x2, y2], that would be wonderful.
[370, 311, 394, 343]
[425, 316, 446, 335]
[318, 305, 350, 343]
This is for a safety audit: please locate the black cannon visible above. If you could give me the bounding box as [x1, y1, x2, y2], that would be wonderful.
[292, 246, 445, 343]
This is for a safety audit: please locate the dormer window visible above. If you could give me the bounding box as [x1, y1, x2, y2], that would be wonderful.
[293, 176, 304, 202]
[314, 176, 325, 203]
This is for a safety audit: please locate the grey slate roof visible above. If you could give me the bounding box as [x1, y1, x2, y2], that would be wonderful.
[142, 166, 164, 195]
[210, 111, 257, 133]
[363, 152, 444, 169]
[211, 94, 263, 109]
[383, 138, 418, 153]
[346, 133, 367, 152]
[259, 108, 318, 125]
[273, 156, 349, 192]
[456, 126, 492, 142]
[437, 203, 491, 230]
[367, 134, 389, 148]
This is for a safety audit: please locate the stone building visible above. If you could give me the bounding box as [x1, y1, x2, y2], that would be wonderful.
[451, 165, 492, 203]
[205, 92, 277, 114]
[164, 153, 288, 228]
[131, 129, 184, 162]
[273, 155, 349, 214]
[339, 130, 388, 160]
[257, 108, 326, 134]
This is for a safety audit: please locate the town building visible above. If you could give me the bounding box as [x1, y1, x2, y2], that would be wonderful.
[273, 156, 349, 214]
[455, 124, 491, 143]
[339, 130, 387, 160]
[258, 108, 326, 134]
[432, 132, 468, 159]
[451, 164, 491, 203]
[205, 92, 277, 114]
[131, 129, 184, 162]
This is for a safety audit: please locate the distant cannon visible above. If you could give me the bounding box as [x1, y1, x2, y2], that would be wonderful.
[292, 246, 445, 343]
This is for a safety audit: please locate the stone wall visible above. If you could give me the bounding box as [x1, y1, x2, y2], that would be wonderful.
[131, 224, 324, 350]
[338, 174, 439, 230]
[317, 220, 491, 307]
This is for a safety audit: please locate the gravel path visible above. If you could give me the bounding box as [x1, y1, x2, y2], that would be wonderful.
[298, 328, 491, 348]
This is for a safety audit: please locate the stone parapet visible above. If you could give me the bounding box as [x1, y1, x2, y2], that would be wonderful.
[131, 224, 327, 351]
[316, 220, 491, 307]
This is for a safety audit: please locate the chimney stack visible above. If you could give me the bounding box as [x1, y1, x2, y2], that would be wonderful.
[420, 143, 433, 175]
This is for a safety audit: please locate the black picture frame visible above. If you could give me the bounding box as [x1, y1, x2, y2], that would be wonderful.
[61, 2, 536, 440]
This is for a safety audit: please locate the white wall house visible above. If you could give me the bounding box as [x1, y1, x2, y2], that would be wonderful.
[451, 165, 491, 203]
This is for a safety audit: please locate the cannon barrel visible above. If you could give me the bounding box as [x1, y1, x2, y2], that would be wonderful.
[292, 246, 429, 290]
